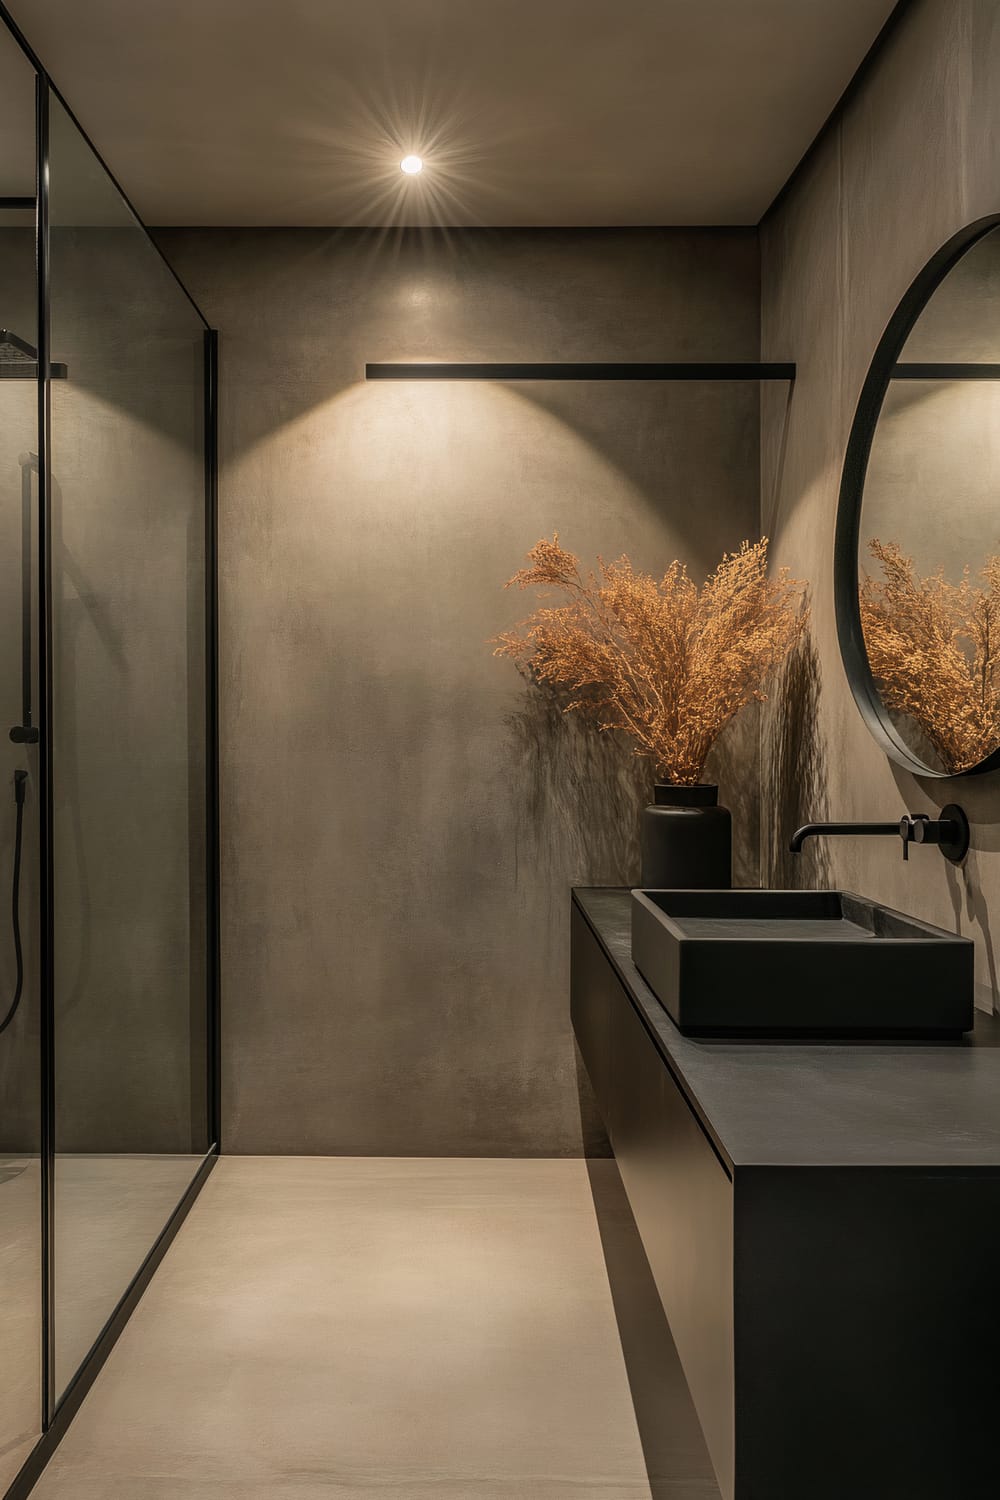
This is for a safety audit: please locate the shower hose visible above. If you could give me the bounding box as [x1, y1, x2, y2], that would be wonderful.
[0, 770, 27, 1035]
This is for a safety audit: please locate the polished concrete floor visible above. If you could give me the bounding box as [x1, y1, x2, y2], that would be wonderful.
[0, 1153, 205, 1495]
[29, 1157, 720, 1500]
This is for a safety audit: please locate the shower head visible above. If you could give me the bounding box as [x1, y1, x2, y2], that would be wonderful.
[0, 328, 67, 379]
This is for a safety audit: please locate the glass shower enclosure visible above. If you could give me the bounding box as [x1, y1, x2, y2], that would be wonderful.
[0, 9, 219, 1494]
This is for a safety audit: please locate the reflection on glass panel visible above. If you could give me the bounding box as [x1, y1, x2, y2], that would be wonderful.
[859, 226, 1000, 775]
[48, 93, 210, 1396]
[0, 22, 40, 1491]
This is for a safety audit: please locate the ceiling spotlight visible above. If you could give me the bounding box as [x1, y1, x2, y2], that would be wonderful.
[400, 154, 424, 176]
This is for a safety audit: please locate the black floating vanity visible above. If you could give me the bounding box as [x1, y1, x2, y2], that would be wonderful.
[572, 888, 1000, 1500]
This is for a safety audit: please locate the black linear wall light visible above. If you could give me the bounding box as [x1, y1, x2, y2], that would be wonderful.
[890, 363, 1000, 378]
[366, 361, 796, 380]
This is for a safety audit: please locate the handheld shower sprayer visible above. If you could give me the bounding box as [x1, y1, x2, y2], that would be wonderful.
[0, 769, 28, 1035]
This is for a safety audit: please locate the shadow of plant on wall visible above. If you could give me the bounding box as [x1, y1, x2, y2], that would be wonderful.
[944, 854, 1000, 1014]
[504, 682, 648, 1158]
[702, 710, 760, 888]
[505, 676, 650, 890]
[762, 621, 832, 890]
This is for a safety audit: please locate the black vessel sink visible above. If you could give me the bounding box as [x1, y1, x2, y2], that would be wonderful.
[630, 889, 974, 1037]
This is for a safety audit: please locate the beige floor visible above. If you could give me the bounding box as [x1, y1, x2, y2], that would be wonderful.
[30, 1156, 720, 1500]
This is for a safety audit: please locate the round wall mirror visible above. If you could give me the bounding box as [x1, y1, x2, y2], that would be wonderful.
[836, 215, 1000, 778]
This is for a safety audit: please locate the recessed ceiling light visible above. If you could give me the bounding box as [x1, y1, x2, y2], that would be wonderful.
[400, 154, 424, 176]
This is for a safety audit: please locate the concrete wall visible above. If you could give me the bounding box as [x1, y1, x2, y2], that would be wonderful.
[760, 0, 1000, 1009]
[159, 227, 761, 1155]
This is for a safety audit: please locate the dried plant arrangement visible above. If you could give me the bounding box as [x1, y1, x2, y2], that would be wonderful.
[859, 537, 1000, 774]
[493, 535, 807, 786]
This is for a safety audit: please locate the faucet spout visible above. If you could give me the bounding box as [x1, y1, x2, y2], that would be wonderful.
[789, 821, 900, 854]
[789, 808, 970, 865]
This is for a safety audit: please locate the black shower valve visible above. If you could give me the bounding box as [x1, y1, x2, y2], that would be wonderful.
[8, 724, 39, 744]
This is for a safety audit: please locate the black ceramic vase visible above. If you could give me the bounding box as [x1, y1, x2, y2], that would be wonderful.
[639, 783, 732, 889]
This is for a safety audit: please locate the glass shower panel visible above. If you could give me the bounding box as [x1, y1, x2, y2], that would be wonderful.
[47, 93, 211, 1398]
[0, 25, 40, 1489]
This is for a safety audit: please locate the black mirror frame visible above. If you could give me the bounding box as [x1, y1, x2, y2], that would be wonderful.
[835, 213, 1000, 779]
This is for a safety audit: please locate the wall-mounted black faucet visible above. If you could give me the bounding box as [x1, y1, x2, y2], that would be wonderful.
[790, 805, 970, 864]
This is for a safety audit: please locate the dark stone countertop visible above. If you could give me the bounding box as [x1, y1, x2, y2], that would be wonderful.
[573, 887, 1000, 1172]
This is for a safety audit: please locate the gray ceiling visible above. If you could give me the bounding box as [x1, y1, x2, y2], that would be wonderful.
[5, 0, 897, 227]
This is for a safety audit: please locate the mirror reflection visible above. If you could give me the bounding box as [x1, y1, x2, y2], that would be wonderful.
[859, 225, 1000, 775]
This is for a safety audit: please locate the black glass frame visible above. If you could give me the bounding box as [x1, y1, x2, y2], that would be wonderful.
[835, 213, 1000, 779]
[0, 4, 220, 1494]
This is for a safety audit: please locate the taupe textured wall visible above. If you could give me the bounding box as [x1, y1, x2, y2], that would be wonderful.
[760, 0, 1000, 1009]
[159, 228, 761, 1155]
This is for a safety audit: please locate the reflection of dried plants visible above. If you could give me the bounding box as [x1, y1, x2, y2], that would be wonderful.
[493, 535, 807, 785]
[860, 538, 1000, 774]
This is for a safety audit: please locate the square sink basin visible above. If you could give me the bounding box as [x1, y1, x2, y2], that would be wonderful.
[630, 889, 974, 1037]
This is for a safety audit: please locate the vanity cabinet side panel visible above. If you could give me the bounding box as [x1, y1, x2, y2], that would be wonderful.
[608, 976, 735, 1500]
[733, 1166, 1000, 1500]
[570, 904, 615, 1119]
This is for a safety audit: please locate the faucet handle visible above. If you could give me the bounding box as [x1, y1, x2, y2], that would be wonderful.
[909, 804, 971, 864]
[898, 813, 929, 861]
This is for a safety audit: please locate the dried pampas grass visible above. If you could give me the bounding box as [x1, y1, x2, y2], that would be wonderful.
[493, 535, 807, 785]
